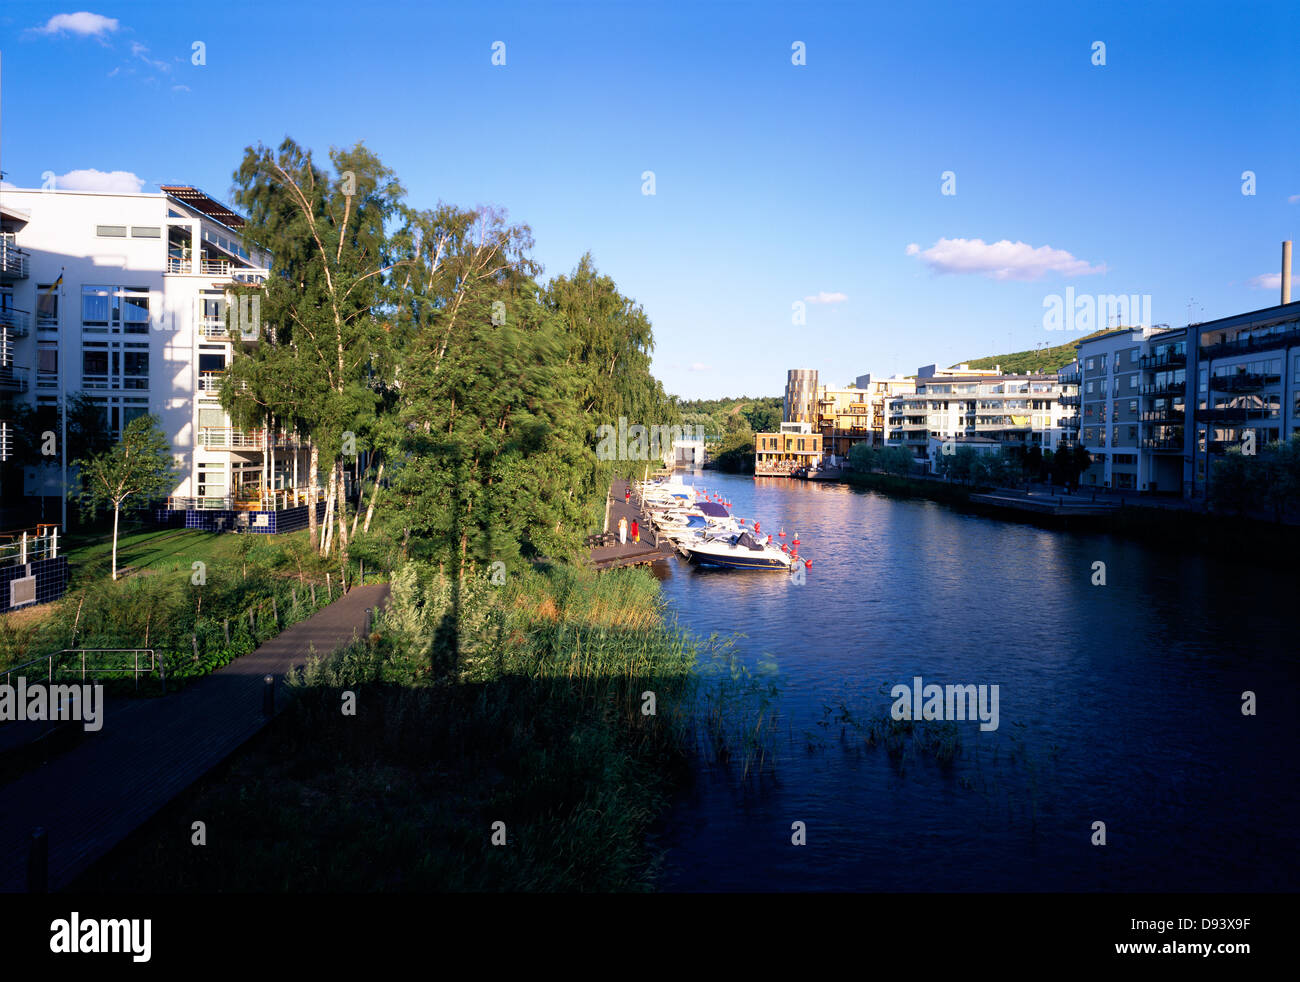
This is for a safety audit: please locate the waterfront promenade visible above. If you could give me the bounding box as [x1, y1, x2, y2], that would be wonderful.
[0, 582, 388, 892]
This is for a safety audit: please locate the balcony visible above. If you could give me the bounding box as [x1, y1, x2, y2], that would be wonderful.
[0, 366, 30, 393]
[197, 427, 303, 451]
[166, 255, 270, 284]
[1140, 381, 1185, 396]
[1062, 415, 1081, 430]
[0, 308, 31, 337]
[201, 316, 230, 339]
[1057, 371, 1081, 386]
[1194, 407, 1249, 424]
[1140, 435, 1184, 451]
[0, 235, 30, 281]
[1139, 409, 1185, 423]
[1139, 351, 1186, 370]
[1060, 394, 1080, 407]
[1200, 324, 1300, 359]
[1209, 372, 1278, 393]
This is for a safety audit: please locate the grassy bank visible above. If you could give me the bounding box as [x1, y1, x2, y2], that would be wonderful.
[1, 527, 357, 682]
[75, 562, 701, 892]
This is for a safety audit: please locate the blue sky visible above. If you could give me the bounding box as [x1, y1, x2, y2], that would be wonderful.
[2, 1, 1298, 399]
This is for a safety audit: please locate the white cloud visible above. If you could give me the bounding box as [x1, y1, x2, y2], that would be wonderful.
[1289, 194, 1300, 204]
[172, 84, 191, 92]
[905, 237, 1107, 281]
[1249, 272, 1281, 289]
[804, 291, 848, 304]
[131, 41, 171, 72]
[54, 169, 147, 193]
[34, 12, 119, 37]
[688, 362, 711, 372]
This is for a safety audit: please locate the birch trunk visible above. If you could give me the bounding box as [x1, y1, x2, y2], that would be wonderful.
[361, 461, 384, 534]
[308, 441, 319, 541]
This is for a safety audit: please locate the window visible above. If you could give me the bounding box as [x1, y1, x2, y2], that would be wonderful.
[131, 226, 161, 238]
[1131, 349, 1140, 363]
[37, 346, 57, 373]
[1086, 381, 1094, 394]
[36, 285, 59, 328]
[82, 348, 109, 386]
[123, 350, 149, 389]
[82, 286, 111, 329]
[1129, 400, 1138, 413]
[1129, 375, 1137, 388]
[1128, 425, 1138, 440]
[82, 285, 150, 334]
[96, 225, 127, 237]
[1099, 353, 1108, 368]
[1086, 358, 1095, 370]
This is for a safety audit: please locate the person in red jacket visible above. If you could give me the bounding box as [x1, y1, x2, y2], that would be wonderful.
[631, 519, 639, 543]
[625, 487, 631, 504]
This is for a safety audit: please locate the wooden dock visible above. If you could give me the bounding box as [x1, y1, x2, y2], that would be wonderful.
[0, 582, 389, 893]
[590, 479, 678, 570]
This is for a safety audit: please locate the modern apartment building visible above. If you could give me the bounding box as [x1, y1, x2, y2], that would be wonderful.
[0, 185, 322, 529]
[1191, 299, 1300, 497]
[1074, 326, 1189, 492]
[851, 373, 916, 448]
[885, 366, 1074, 467]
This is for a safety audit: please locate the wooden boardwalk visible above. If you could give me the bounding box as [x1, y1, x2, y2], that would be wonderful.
[590, 478, 677, 570]
[0, 582, 389, 893]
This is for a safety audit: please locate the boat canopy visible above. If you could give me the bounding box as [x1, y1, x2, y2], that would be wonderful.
[735, 531, 764, 551]
[697, 501, 729, 517]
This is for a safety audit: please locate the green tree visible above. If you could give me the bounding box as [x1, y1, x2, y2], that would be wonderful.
[227, 138, 404, 556]
[848, 442, 877, 472]
[73, 415, 177, 580]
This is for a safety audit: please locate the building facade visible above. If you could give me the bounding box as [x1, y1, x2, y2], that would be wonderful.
[754, 422, 823, 476]
[0, 185, 322, 523]
[885, 367, 1074, 467]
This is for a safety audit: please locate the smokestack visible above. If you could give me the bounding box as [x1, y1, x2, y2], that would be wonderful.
[1283, 240, 1292, 305]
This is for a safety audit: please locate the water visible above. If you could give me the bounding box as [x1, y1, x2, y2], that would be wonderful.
[652, 472, 1299, 891]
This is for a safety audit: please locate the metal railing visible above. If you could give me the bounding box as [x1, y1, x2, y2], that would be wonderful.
[1200, 324, 1300, 359]
[0, 308, 31, 336]
[0, 235, 30, 280]
[1140, 381, 1185, 395]
[0, 526, 60, 568]
[1209, 372, 1279, 393]
[0, 365, 30, 393]
[2, 649, 157, 691]
[166, 255, 270, 283]
[1139, 352, 1186, 369]
[197, 427, 303, 450]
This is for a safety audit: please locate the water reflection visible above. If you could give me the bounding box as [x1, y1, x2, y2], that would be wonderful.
[655, 471, 1298, 891]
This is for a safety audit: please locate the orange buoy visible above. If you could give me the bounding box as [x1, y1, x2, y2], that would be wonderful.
[754, 522, 760, 533]
[738, 517, 745, 524]
[804, 559, 812, 569]
[781, 544, 789, 553]
[793, 532, 801, 547]
[778, 528, 785, 538]
[766, 534, 772, 544]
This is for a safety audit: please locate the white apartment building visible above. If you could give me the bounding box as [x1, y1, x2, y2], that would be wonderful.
[0, 185, 318, 527]
[885, 367, 1075, 467]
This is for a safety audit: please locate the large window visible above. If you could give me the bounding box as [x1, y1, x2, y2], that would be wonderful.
[82, 285, 151, 334]
[36, 284, 59, 328]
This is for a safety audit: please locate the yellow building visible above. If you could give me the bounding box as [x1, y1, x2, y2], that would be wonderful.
[754, 423, 823, 476]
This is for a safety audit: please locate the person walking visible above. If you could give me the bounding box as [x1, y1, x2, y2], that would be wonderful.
[631, 519, 639, 543]
[625, 486, 631, 504]
[618, 516, 628, 545]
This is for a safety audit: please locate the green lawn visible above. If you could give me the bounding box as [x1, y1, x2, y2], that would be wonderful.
[63, 526, 316, 586]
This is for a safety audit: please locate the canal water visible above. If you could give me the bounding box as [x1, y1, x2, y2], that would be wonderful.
[652, 472, 1298, 891]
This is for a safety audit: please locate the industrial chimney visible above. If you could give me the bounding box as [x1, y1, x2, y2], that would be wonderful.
[1283, 240, 1293, 305]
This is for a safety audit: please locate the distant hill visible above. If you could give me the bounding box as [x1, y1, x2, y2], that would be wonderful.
[956, 329, 1113, 374]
